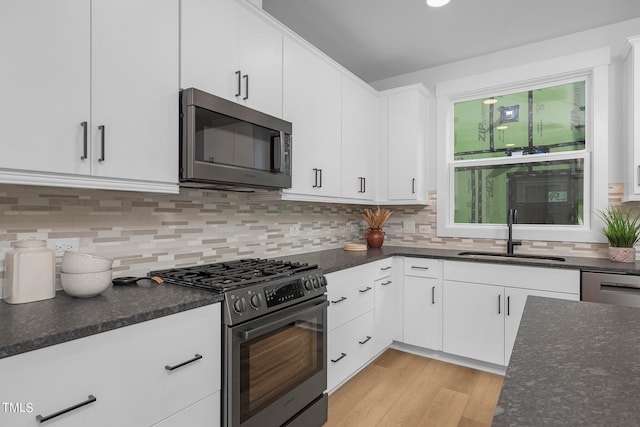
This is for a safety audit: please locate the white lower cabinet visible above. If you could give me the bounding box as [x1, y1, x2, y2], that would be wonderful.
[326, 264, 376, 391]
[0, 304, 221, 427]
[442, 261, 579, 366]
[373, 257, 403, 355]
[403, 258, 442, 351]
[152, 392, 220, 427]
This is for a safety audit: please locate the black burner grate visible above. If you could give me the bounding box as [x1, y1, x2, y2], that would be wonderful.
[150, 258, 317, 291]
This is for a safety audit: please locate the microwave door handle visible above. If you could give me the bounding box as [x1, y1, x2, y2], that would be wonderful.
[273, 131, 285, 172]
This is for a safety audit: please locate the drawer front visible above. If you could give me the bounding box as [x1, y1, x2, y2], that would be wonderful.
[327, 310, 374, 391]
[373, 258, 393, 280]
[326, 264, 374, 331]
[404, 257, 441, 278]
[151, 392, 220, 427]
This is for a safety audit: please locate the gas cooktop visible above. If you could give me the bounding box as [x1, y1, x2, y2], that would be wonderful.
[150, 258, 319, 291]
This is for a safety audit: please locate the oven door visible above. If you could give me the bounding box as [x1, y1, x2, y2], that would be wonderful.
[225, 296, 328, 427]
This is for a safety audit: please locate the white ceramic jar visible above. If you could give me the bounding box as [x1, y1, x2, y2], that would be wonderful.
[4, 240, 56, 304]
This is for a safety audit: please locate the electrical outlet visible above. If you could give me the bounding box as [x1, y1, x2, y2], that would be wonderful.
[47, 238, 80, 257]
[289, 224, 300, 237]
[403, 221, 415, 234]
[350, 223, 359, 233]
[418, 225, 430, 234]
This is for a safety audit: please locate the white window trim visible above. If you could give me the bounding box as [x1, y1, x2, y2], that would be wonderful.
[436, 48, 610, 243]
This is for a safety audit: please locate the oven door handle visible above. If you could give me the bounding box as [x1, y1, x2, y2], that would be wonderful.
[238, 300, 329, 341]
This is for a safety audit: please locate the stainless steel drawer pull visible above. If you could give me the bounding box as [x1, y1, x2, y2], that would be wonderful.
[411, 266, 430, 270]
[359, 336, 372, 345]
[381, 280, 392, 286]
[331, 352, 347, 363]
[359, 286, 372, 293]
[331, 296, 347, 304]
[36, 395, 96, 423]
[165, 354, 203, 371]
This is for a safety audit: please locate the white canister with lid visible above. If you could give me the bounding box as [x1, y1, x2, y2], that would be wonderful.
[4, 240, 56, 304]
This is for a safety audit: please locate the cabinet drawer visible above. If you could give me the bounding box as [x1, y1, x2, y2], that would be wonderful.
[0, 304, 221, 427]
[373, 258, 394, 280]
[327, 310, 374, 391]
[404, 258, 441, 278]
[326, 264, 374, 331]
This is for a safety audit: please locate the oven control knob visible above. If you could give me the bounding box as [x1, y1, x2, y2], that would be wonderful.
[233, 298, 246, 314]
[319, 276, 327, 287]
[304, 279, 313, 291]
[312, 277, 320, 288]
[250, 294, 261, 309]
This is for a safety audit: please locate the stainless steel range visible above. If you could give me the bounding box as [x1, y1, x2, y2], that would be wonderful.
[151, 259, 328, 427]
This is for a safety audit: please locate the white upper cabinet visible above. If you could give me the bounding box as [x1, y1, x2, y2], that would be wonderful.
[181, 0, 283, 118]
[91, 0, 179, 185]
[282, 37, 342, 198]
[341, 76, 378, 200]
[623, 35, 640, 201]
[0, 0, 179, 193]
[0, 0, 91, 176]
[381, 85, 429, 204]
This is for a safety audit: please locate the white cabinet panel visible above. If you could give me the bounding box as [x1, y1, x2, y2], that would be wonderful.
[374, 258, 403, 354]
[282, 37, 342, 197]
[0, 0, 90, 175]
[152, 392, 220, 427]
[326, 264, 374, 332]
[328, 310, 374, 392]
[624, 35, 640, 201]
[443, 280, 506, 365]
[341, 76, 378, 200]
[404, 276, 442, 350]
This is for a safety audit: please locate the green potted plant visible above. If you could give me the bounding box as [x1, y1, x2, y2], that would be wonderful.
[596, 206, 640, 263]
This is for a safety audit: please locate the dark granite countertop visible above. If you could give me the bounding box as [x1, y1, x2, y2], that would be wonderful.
[3, 245, 640, 362]
[493, 296, 640, 426]
[275, 245, 640, 275]
[0, 283, 222, 360]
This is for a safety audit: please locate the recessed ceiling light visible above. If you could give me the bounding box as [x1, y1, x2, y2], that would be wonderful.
[483, 98, 498, 105]
[426, 0, 450, 7]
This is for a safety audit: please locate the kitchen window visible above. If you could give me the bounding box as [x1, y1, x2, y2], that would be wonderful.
[436, 48, 610, 243]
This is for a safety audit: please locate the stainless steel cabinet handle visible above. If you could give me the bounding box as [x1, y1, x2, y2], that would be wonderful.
[243, 74, 249, 100]
[381, 280, 392, 286]
[359, 336, 372, 345]
[359, 286, 372, 293]
[98, 125, 105, 162]
[235, 70, 241, 97]
[331, 352, 347, 363]
[165, 354, 203, 371]
[36, 395, 96, 423]
[331, 296, 347, 304]
[80, 122, 88, 160]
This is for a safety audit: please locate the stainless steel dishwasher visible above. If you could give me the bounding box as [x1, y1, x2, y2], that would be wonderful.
[582, 271, 640, 308]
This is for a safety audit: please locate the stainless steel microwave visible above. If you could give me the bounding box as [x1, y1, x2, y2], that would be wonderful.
[180, 88, 292, 191]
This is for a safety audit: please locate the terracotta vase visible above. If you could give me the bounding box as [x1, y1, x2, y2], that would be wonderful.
[366, 228, 385, 248]
[608, 246, 636, 263]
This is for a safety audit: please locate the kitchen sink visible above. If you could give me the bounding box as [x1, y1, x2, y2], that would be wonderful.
[457, 251, 566, 262]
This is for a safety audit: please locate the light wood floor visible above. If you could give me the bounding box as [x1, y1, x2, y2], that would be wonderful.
[325, 349, 504, 427]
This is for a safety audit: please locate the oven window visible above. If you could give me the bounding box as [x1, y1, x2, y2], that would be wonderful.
[239, 316, 324, 423]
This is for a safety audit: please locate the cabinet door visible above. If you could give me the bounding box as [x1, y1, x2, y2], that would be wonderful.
[387, 89, 427, 200]
[180, 0, 240, 100]
[91, 0, 178, 184]
[443, 280, 505, 365]
[504, 288, 578, 364]
[403, 276, 442, 350]
[152, 392, 220, 427]
[341, 76, 378, 200]
[239, 7, 283, 118]
[374, 275, 400, 353]
[282, 38, 342, 197]
[0, 0, 91, 175]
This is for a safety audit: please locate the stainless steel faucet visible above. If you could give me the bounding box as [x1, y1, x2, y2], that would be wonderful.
[507, 208, 521, 255]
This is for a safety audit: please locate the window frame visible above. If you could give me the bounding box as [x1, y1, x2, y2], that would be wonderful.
[436, 48, 610, 243]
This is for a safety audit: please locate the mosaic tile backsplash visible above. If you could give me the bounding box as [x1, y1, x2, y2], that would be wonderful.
[0, 183, 625, 298]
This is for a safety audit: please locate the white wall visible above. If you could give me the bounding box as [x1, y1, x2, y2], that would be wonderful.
[370, 17, 640, 190]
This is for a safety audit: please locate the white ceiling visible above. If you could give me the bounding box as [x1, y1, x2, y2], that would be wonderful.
[262, 0, 640, 82]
